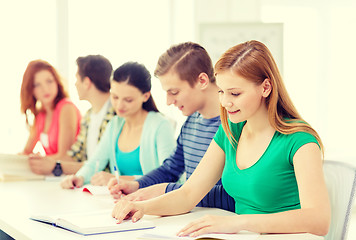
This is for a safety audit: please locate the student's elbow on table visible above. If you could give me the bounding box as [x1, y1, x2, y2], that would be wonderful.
[177, 186, 202, 212]
[308, 210, 331, 236]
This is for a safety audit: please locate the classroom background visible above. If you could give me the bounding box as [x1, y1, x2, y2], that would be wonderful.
[1, 0, 355, 176]
[0, 0, 355, 238]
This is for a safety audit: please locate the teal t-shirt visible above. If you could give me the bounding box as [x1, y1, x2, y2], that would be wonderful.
[213, 121, 319, 215]
[115, 134, 143, 176]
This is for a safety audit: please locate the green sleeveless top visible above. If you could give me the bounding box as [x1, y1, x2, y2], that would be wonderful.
[213, 121, 319, 215]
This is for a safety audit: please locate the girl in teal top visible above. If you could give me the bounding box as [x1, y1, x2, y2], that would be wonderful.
[112, 41, 330, 237]
[61, 62, 176, 188]
[115, 134, 142, 176]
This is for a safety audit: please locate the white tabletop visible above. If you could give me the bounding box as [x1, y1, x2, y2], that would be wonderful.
[0, 180, 324, 240]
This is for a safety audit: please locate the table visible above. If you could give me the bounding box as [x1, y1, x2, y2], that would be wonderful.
[0, 180, 324, 240]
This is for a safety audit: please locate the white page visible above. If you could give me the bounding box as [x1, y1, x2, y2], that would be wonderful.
[79, 184, 111, 195]
[58, 209, 119, 228]
[140, 231, 259, 240]
[139, 220, 259, 240]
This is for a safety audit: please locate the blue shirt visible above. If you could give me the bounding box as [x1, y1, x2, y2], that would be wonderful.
[116, 141, 142, 175]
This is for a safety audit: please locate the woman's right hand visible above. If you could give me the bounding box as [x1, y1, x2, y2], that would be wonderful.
[112, 199, 144, 223]
[60, 175, 84, 189]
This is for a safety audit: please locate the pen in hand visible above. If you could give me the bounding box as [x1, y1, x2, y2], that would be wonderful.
[114, 166, 120, 185]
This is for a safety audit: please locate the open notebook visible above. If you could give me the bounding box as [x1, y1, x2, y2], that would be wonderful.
[0, 153, 45, 181]
[30, 209, 155, 235]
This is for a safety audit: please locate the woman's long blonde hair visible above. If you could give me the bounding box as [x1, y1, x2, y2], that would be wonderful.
[215, 40, 323, 157]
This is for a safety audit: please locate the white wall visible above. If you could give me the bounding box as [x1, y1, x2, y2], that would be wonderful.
[261, 0, 356, 164]
[0, 0, 57, 153]
[195, 0, 356, 165]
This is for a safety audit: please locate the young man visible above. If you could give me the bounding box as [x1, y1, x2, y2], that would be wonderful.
[108, 42, 235, 211]
[28, 55, 115, 179]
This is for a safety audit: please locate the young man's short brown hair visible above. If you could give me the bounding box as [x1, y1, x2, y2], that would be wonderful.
[76, 55, 112, 93]
[154, 42, 215, 87]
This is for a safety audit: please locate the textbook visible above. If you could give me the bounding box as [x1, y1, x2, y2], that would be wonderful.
[30, 209, 155, 235]
[0, 153, 45, 181]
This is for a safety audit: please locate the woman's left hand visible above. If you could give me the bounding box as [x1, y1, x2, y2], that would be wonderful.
[28, 154, 56, 175]
[177, 215, 241, 237]
[90, 172, 114, 186]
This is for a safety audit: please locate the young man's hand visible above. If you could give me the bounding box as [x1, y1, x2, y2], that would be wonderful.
[123, 183, 168, 201]
[107, 178, 139, 199]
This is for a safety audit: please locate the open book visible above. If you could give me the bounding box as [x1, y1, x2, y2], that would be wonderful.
[30, 209, 155, 235]
[0, 153, 45, 181]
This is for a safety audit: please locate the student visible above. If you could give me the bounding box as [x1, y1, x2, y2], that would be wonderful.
[108, 42, 235, 212]
[61, 62, 176, 188]
[20, 59, 81, 161]
[26, 55, 115, 177]
[112, 40, 331, 237]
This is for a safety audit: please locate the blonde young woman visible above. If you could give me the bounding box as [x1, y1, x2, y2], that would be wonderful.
[112, 41, 331, 237]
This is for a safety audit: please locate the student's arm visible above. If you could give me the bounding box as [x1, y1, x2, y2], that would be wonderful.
[50, 104, 79, 159]
[112, 140, 225, 221]
[75, 120, 114, 184]
[178, 143, 330, 237]
[61, 132, 112, 189]
[22, 126, 37, 154]
[166, 182, 236, 212]
[60, 160, 84, 174]
[28, 142, 87, 175]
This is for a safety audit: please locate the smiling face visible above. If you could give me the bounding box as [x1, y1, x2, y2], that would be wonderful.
[158, 70, 204, 116]
[216, 71, 270, 123]
[110, 80, 150, 118]
[33, 70, 59, 107]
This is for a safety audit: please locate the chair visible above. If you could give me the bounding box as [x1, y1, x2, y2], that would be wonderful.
[323, 160, 356, 240]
